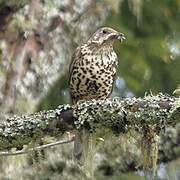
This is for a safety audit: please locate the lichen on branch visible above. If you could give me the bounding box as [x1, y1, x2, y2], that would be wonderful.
[74, 93, 178, 133]
[0, 94, 179, 151]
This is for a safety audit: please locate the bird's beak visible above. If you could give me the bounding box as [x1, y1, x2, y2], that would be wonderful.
[110, 32, 126, 42]
[116, 32, 126, 42]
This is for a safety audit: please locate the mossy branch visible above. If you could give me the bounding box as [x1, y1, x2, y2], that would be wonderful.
[0, 94, 179, 151]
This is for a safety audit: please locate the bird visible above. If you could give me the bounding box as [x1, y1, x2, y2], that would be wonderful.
[69, 27, 125, 173]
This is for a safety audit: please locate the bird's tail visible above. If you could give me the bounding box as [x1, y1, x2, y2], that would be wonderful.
[73, 131, 83, 162]
[73, 130, 96, 178]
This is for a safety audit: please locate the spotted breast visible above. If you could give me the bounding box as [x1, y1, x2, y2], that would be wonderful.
[69, 43, 117, 103]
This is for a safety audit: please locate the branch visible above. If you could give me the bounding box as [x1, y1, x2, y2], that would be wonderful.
[0, 94, 179, 151]
[0, 137, 74, 156]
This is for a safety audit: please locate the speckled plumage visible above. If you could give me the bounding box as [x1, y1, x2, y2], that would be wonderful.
[69, 27, 125, 104]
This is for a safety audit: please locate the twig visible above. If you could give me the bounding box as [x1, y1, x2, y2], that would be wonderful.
[0, 137, 74, 156]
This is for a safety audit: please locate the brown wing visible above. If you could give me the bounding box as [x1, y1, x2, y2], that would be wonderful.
[69, 46, 81, 77]
[69, 46, 82, 103]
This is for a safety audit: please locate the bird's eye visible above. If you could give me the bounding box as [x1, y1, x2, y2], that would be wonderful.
[102, 29, 107, 34]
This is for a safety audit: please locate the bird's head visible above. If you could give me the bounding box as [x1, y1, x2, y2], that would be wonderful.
[87, 27, 125, 46]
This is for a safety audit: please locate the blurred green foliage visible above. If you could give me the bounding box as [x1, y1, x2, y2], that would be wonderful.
[106, 0, 180, 96]
[37, 74, 70, 110]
